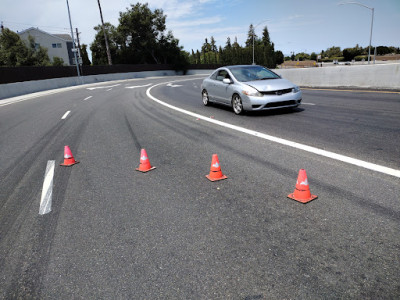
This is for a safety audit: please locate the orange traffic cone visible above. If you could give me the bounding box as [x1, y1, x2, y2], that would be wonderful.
[136, 148, 156, 172]
[206, 154, 228, 182]
[60, 145, 79, 167]
[288, 169, 317, 203]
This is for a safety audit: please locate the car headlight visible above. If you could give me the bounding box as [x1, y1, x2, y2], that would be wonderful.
[292, 86, 300, 93]
[242, 88, 263, 97]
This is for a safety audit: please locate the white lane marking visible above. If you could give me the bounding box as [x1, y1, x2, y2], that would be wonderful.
[84, 96, 93, 101]
[166, 83, 183, 87]
[125, 83, 152, 89]
[61, 111, 71, 119]
[146, 79, 400, 178]
[86, 84, 121, 90]
[39, 160, 55, 215]
[302, 103, 315, 105]
[106, 88, 112, 91]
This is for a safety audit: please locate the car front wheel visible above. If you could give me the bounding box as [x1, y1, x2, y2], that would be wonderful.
[232, 94, 244, 115]
[202, 90, 210, 106]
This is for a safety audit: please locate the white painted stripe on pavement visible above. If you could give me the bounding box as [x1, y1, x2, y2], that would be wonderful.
[146, 79, 400, 178]
[84, 96, 92, 100]
[86, 84, 121, 90]
[125, 83, 152, 89]
[302, 103, 315, 105]
[61, 111, 71, 119]
[39, 160, 55, 215]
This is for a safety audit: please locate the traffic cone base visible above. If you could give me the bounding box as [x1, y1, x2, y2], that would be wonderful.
[288, 192, 317, 204]
[287, 169, 317, 204]
[206, 154, 227, 182]
[60, 160, 80, 167]
[206, 173, 227, 182]
[60, 146, 79, 167]
[136, 149, 156, 173]
[136, 166, 156, 173]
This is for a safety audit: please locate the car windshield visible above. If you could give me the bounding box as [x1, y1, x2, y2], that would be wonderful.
[229, 66, 280, 82]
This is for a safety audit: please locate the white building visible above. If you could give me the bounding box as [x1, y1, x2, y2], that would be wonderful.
[18, 27, 75, 66]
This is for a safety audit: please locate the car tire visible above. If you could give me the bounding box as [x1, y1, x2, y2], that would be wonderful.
[202, 90, 210, 106]
[232, 94, 244, 115]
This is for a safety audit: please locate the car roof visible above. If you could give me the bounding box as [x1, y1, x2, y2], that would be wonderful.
[225, 65, 263, 69]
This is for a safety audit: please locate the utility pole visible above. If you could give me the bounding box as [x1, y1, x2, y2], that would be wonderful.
[76, 28, 83, 75]
[66, 0, 82, 83]
[75, 28, 81, 52]
[97, 0, 112, 65]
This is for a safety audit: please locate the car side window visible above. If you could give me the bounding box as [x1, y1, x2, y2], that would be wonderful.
[210, 71, 218, 80]
[216, 70, 230, 81]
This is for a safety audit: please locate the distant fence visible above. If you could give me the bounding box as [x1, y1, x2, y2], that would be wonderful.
[0, 64, 222, 84]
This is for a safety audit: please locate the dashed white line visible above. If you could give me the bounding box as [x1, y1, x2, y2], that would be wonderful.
[125, 83, 152, 89]
[61, 111, 71, 119]
[146, 78, 400, 178]
[106, 88, 112, 91]
[39, 160, 55, 215]
[84, 96, 93, 101]
[302, 103, 315, 105]
[86, 84, 121, 90]
[166, 83, 183, 87]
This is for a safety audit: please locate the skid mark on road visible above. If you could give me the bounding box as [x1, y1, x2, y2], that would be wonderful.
[146, 78, 400, 178]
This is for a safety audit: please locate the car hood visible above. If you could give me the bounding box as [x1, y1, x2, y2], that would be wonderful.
[244, 78, 295, 92]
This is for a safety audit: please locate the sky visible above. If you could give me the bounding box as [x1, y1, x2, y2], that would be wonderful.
[1, 0, 399, 58]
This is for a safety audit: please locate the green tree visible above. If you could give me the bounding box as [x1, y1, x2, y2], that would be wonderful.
[261, 26, 275, 68]
[275, 50, 284, 65]
[91, 22, 118, 65]
[80, 44, 91, 65]
[324, 46, 342, 58]
[0, 28, 50, 66]
[52, 56, 64, 66]
[0, 28, 26, 66]
[116, 2, 184, 65]
[245, 24, 256, 48]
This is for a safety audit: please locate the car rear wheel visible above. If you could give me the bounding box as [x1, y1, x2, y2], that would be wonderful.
[202, 90, 210, 106]
[232, 94, 244, 115]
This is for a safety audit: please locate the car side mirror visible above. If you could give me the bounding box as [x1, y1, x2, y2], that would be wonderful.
[223, 78, 232, 84]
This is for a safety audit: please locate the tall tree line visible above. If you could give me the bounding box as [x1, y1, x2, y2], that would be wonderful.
[188, 25, 284, 68]
[90, 2, 186, 67]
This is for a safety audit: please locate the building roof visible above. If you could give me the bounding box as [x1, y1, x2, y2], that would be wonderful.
[53, 34, 73, 41]
[18, 27, 72, 42]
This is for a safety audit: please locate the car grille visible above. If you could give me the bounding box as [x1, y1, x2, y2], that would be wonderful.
[261, 88, 293, 96]
[265, 100, 298, 108]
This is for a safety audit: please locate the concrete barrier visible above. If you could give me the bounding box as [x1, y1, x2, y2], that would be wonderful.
[274, 63, 400, 90]
[1, 64, 399, 100]
[0, 69, 212, 100]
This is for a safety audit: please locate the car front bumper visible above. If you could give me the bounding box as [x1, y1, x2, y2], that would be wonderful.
[243, 91, 302, 111]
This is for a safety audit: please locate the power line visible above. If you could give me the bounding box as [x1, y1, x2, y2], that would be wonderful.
[1, 20, 70, 32]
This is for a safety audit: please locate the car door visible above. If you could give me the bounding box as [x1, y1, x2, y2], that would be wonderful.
[213, 70, 232, 105]
[205, 71, 219, 101]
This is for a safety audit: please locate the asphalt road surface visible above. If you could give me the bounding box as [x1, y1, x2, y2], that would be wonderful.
[1, 76, 399, 299]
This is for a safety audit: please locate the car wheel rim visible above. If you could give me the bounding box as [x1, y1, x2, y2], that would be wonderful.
[202, 92, 208, 105]
[233, 96, 242, 114]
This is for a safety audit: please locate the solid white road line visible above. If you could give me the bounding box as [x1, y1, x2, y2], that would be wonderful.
[301, 103, 316, 105]
[61, 111, 71, 119]
[84, 96, 93, 101]
[146, 79, 400, 178]
[39, 160, 55, 215]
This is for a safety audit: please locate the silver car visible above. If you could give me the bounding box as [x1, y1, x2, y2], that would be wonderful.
[201, 65, 302, 115]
